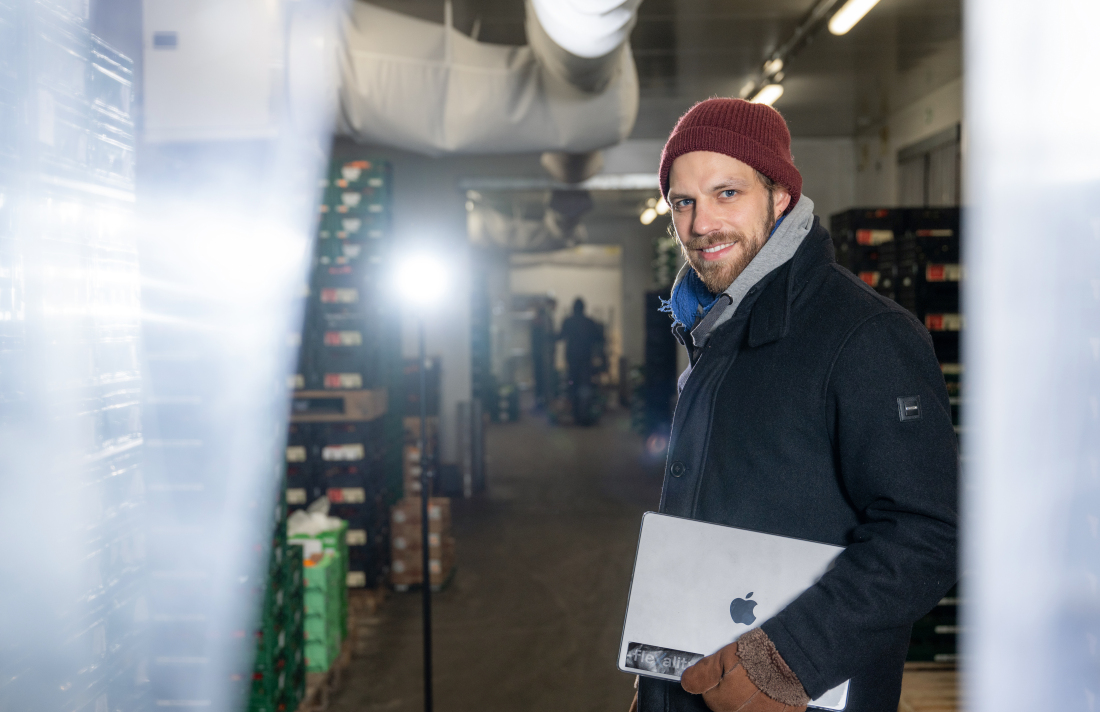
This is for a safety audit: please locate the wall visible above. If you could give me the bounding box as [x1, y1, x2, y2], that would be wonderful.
[790, 137, 857, 224]
[509, 246, 624, 379]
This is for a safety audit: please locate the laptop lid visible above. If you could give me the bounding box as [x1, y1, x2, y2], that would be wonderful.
[618, 512, 850, 711]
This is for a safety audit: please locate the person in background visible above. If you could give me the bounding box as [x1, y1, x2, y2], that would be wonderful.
[558, 298, 605, 424]
[629, 98, 958, 712]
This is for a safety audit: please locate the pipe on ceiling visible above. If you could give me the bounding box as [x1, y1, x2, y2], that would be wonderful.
[335, 0, 640, 158]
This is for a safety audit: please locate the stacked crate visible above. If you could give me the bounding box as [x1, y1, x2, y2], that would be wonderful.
[302, 551, 343, 672]
[390, 497, 457, 590]
[246, 485, 306, 712]
[830, 207, 962, 664]
[0, 4, 147, 711]
[285, 155, 403, 597]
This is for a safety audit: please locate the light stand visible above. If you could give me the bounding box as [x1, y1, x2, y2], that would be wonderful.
[417, 316, 433, 712]
[393, 253, 448, 712]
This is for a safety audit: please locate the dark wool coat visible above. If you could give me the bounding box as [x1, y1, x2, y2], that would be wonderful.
[638, 220, 958, 712]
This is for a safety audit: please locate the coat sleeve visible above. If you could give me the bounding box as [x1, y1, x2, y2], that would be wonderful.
[759, 311, 959, 698]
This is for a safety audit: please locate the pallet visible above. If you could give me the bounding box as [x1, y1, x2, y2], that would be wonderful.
[291, 390, 388, 422]
[299, 638, 353, 712]
[898, 662, 960, 712]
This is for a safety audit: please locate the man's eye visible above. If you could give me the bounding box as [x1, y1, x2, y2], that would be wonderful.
[720, 190, 737, 198]
[674, 199, 692, 209]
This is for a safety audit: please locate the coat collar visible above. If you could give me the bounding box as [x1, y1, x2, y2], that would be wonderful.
[746, 217, 835, 348]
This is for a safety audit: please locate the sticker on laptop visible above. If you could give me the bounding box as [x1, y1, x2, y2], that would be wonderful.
[624, 642, 704, 676]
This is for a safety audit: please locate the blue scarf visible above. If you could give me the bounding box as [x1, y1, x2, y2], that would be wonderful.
[660, 216, 785, 329]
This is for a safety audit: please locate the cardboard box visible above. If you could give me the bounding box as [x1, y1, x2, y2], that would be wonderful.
[390, 497, 451, 532]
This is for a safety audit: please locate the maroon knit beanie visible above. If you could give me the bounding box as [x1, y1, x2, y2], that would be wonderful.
[659, 98, 802, 211]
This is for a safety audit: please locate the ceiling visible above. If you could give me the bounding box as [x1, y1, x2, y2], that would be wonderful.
[365, 0, 961, 138]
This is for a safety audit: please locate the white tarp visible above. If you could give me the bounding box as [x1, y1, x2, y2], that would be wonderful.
[336, 1, 639, 155]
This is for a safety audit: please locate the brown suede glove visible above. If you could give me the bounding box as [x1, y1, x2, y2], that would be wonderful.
[680, 628, 810, 712]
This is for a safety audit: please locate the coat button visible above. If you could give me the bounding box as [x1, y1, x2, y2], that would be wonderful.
[670, 461, 686, 477]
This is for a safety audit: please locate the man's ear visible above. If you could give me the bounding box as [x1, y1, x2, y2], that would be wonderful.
[773, 187, 792, 218]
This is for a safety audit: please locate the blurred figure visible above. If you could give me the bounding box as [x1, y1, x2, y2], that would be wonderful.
[558, 298, 605, 425]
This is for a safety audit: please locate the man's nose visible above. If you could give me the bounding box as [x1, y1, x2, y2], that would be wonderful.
[691, 200, 722, 237]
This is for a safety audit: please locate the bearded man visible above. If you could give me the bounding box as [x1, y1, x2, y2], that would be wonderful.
[631, 99, 958, 712]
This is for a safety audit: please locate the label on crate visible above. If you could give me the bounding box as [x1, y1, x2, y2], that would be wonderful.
[347, 571, 366, 588]
[285, 446, 307, 463]
[925, 313, 964, 332]
[368, 203, 383, 213]
[286, 488, 307, 505]
[858, 271, 881, 288]
[925, 264, 963, 282]
[341, 217, 361, 234]
[392, 560, 408, 573]
[429, 504, 444, 521]
[288, 374, 305, 390]
[327, 265, 353, 276]
[323, 330, 362, 346]
[368, 229, 383, 239]
[324, 373, 363, 389]
[429, 559, 443, 575]
[429, 532, 441, 548]
[368, 177, 383, 187]
[322, 443, 365, 461]
[342, 163, 368, 181]
[320, 288, 358, 304]
[328, 487, 366, 503]
[393, 535, 409, 550]
[342, 244, 362, 258]
[855, 229, 894, 245]
[915, 228, 954, 238]
[347, 529, 367, 546]
[341, 192, 362, 207]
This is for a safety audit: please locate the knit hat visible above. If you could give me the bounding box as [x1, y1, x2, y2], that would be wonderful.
[659, 98, 802, 211]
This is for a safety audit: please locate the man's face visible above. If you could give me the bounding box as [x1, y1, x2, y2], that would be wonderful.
[668, 151, 791, 294]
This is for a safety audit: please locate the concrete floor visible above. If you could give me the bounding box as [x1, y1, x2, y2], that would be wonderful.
[330, 410, 665, 712]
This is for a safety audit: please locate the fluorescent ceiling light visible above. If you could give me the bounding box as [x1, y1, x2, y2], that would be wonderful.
[655, 197, 669, 216]
[828, 0, 881, 35]
[739, 81, 756, 99]
[763, 58, 784, 76]
[639, 208, 657, 225]
[751, 84, 784, 107]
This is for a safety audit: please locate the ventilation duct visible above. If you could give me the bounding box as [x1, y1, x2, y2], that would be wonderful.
[336, 0, 640, 156]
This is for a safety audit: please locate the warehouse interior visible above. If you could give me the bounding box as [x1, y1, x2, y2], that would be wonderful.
[1, 1, 1097, 712]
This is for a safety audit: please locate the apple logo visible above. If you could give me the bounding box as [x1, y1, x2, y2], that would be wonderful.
[729, 592, 757, 625]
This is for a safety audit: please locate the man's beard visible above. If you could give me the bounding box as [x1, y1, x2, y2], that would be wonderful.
[681, 192, 776, 294]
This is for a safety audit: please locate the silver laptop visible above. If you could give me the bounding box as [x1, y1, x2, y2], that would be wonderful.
[618, 512, 850, 711]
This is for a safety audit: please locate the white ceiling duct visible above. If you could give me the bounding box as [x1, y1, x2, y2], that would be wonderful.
[336, 1, 640, 156]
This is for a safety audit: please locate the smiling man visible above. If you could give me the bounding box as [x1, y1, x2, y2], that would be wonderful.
[632, 99, 959, 712]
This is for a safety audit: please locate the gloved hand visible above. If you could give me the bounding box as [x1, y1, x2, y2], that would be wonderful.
[680, 629, 809, 712]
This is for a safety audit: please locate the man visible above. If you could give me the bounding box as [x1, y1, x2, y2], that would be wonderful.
[632, 99, 958, 712]
[558, 298, 605, 424]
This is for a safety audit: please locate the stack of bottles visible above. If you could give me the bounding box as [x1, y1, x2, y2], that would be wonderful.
[247, 488, 306, 712]
[830, 206, 961, 664]
[288, 507, 350, 672]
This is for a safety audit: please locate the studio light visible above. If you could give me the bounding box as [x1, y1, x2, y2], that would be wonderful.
[640, 208, 657, 225]
[655, 197, 669, 216]
[763, 57, 784, 76]
[395, 253, 449, 306]
[751, 84, 784, 107]
[828, 0, 881, 35]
